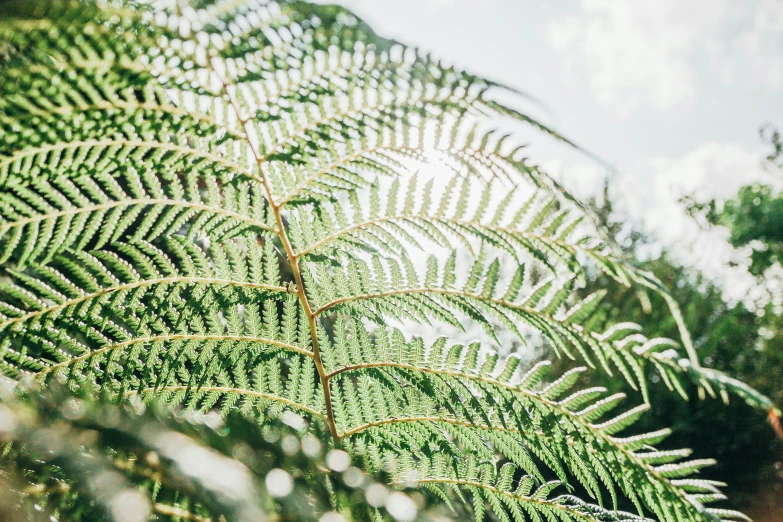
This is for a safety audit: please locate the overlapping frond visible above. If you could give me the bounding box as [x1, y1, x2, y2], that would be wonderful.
[303, 249, 751, 407]
[404, 457, 647, 522]
[324, 321, 741, 522]
[0, 1, 771, 522]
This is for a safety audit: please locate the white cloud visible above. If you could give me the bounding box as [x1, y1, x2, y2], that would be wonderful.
[625, 142, 780, 304]
[546, 142, 779, 305]
[739, 0, 783, 89]
[547, 0, 783, 114]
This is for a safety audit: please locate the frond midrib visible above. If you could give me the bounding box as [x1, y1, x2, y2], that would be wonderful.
[127, 385, 324, 418]
[0, 139, 260, 184]
[208, 55, 341, 439]
[0, 99, 245, 141]
[0, 276, 288, 331]
[35, 333, 312, 378]
[0, 197, 275, 235]
[295, 213, 595, 259]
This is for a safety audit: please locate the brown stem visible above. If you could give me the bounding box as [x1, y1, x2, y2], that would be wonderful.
[209, 57, 339, 440]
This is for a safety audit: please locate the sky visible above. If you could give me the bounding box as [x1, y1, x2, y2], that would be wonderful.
[339, 0, 783, 303]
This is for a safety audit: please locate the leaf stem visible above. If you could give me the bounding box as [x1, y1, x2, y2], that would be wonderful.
[210, 57, 340, 440]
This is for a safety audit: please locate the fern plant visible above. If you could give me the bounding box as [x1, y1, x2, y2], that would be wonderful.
[0, 1, 777, 521]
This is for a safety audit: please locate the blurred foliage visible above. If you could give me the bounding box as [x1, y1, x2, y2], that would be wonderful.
[0, 379, 455, 522]
[761, 125, 783, 171]
[684, 125, 783, 276]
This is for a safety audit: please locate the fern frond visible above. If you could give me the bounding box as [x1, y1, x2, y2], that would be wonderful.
[0, 2, 771, 522]
[325, 323, 731, 522]
[290, 176, 596, 267]
[405, 457, 647, 522]
[305, 252, 737, 406]
[0, 172, 274, 268]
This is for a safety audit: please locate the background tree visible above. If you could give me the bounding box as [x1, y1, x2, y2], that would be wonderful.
[684, 125, 783, 277]
[576, 129, 783, 519]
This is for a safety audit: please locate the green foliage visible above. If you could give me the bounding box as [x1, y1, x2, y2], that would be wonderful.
[570, 185, 783, 515]
[761, 125, 782, 171]
[0, 1, 775, 521]
[709, 183, 783, 276]
[683, 125, 783, 277]
[656, 126, 783, 516]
